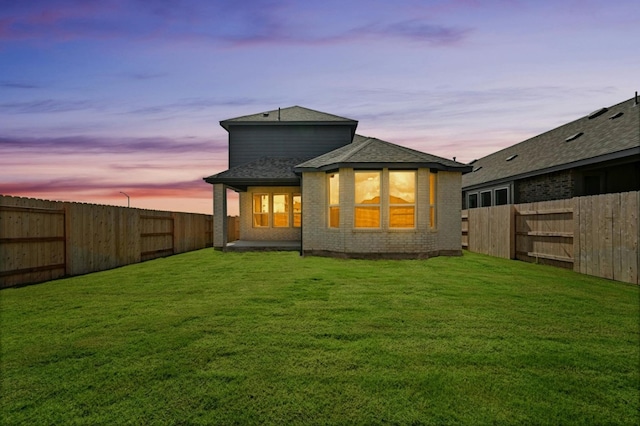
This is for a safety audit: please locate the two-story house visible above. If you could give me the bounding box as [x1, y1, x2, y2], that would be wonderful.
[204, 106, 471, 259]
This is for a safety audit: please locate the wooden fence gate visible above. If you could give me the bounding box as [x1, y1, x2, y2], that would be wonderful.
[462, 191, 639, 285]
[0, 204, 67, 285]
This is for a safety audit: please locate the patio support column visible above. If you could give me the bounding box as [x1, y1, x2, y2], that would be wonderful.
[213, 184, 228, 249]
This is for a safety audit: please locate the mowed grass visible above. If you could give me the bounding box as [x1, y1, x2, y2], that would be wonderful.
[1, 250, 638, 425]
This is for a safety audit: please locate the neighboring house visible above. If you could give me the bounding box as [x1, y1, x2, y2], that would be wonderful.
[462, 95, 640, 209]
[204, 106, 471, 258]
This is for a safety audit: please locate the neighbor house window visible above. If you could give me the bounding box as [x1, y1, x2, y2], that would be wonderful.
[355, 171, 381, 228]
[494, 188, 508, 206]
[429, 172, 437, 229]
[329, 173, 340, 228]
[468, 193, 478, 209]
[481, 191, 492, 207]
[389, 171, 415, 228]
[293, 194, 301, 227]
[273, 194, 289, 227]
[253, 194, 269, 227]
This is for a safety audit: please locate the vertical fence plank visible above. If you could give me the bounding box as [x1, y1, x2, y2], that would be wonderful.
[621, 192, 639, 284]
[573, 197, 580, 274]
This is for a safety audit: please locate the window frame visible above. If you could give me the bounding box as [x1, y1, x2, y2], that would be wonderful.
[272, 193, 290, 227]
[293, 193, 301, 228]
[494, 187, 509, 206]
[354, 171, 381, 228]
[252, 193, 270, 228]
[480, 190, 492, 207]
[328, 173, 340, 228]
[468, 192, 478, 209]
[429, 171, 437, 229]
[389, 170, 416, 229]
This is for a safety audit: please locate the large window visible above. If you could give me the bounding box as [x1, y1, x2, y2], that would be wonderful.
[252, 193, 300, 228]
[429, 172, 437, 229]
[293, 194, 301, 227]
[355, 171, 381, 228]
[329, 173, 340, 228]
[253, 194, 269, 227]
[389, 171, 415, 228]
[273, 194, 289, 227]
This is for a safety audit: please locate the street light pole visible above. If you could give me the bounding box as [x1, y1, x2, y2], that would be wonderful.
[120, 191, 130, 208]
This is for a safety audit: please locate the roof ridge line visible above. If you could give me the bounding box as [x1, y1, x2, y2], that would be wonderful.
[342, 137, 374, 162]
[370, 136, 463, 165]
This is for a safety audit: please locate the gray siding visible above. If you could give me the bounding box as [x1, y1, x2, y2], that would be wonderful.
[229, 125, 353, 168]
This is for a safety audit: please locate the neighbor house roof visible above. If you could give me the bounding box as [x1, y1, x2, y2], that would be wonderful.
[462, 96, 640, 190]
[220, 106, 358, 130]
[203, 157, 306, 191]
[294, 134, 472, 173]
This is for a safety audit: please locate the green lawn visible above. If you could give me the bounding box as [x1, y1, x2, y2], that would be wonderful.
[1, 250, 638, 425]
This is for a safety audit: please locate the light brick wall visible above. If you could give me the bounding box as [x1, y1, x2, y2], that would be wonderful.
[301, 168, 463, 258]
[212, 184, 227, 248]
[240, 186, 302, 241]
[302, 172, 342, 250]
[435, 171, 463, 252]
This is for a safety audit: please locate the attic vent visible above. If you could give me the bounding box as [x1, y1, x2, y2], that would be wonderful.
[588, 107, 608, 119]
[468, 159, 478, 165]
[506, 154, 518, 161]
[262, 112, 269, 117]
[565, 132, 583, 142]
[609, 112, 624, 120]
[472, 166, 483, 172]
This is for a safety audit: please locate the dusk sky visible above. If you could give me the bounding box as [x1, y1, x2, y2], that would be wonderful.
[1, 0, 638, 215]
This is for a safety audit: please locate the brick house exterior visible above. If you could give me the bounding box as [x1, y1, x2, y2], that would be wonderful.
[205, 106, 471, 259]
[462, 95, 640, 208]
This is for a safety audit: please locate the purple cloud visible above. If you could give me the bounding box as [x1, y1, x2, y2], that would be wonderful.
[0, 0, 470, 48]
[1, 81, 42, 89]
[124, 97, 265, 115]
[0, 135, 227, 156]
[0, 99, 96, 114]
[366, 19, 469, 45]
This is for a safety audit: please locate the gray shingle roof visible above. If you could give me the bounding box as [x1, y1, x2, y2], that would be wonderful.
[462, 96, 640, 190]
[220, 106, 357, 130]
[203, 157, 305, 189]
[295, 134, 472, 172]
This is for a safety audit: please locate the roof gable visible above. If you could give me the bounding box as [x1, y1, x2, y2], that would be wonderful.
[462, 96, 640, 189]
[295, 134, 472, 172]
[220, 106, 358, 130]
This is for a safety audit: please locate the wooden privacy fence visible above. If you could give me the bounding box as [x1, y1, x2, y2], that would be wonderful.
[227, 216, 240, 242]
[462, 191, 639, 285]
[0, 195, 214, 288]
